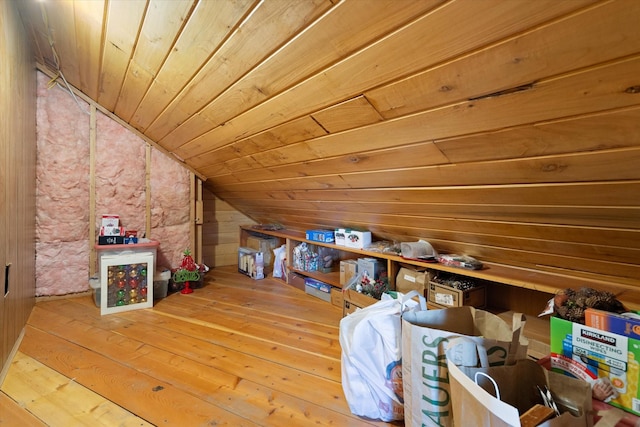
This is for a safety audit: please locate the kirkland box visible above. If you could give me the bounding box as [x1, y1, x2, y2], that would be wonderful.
[304, 278, 331, 302]
[305, 229, 335, 243]
[585, 308, 640, 340]
[427, 281, 486, 308]
[550, 316, 640, 416]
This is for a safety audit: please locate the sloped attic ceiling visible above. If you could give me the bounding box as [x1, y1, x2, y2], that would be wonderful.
[16, 0, 640, 286]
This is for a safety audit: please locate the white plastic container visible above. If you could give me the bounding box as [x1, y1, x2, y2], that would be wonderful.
[154, 268, 172, 299]
[95, 239, 159, 315]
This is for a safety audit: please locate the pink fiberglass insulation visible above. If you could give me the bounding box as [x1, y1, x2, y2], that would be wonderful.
[35, 71, 192, 296]
[95, 112, 147, 235]
[150, 149, 191, 270]
[36, 73, 91, 296]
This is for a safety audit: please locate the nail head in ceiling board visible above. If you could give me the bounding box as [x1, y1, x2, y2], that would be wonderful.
[98, 0, 147, 111]
[131, 0, 256, 132]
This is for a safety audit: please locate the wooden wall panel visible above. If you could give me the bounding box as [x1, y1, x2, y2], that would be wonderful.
[201, 187, 254, 269]
[1, 0, 37, 373]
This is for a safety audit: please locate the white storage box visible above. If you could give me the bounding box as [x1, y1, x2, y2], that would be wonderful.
[154, 268, 171, 299]
[345, 229, 372, 249]
[95, 239, 158, 315]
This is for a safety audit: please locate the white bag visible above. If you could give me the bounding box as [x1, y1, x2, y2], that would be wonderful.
[339, 291, 424, 421]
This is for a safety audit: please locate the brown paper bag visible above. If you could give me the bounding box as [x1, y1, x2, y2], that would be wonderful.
[401, 306, 529, 427]
[447, 339, 593, 427]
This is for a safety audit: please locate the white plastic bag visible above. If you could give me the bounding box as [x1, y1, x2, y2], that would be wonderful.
[339, 291, 424, 421]
[272, 244, 286, 278]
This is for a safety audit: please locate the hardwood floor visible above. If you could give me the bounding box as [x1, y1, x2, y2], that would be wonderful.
[1, 266, 400, 426]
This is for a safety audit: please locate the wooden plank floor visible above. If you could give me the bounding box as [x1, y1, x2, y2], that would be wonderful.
[1, 266, 401, 426]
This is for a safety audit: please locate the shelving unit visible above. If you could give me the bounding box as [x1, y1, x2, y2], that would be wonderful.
[239, 225, 640, 358]
[240, 225, 640, 309]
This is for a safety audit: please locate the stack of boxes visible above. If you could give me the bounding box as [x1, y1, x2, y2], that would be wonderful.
[238, 247, 264, 280]
[98, 214, 137, 245]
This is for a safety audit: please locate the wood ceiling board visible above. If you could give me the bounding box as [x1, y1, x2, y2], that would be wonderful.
[72, 0, 105, 99]
[434, 107, 640, 164]
[114, 0, 195, 122]
[174, 0, 592, 157]
[131, 0, 256, 131]
[278, 55, 640, 166]
[195, 104, 640, 178]
[166, 0, 440, 149]
[40, 0, 80, 83]
[235, 202, 640, 251]
[318, 148, 640, 188]
[98, 0, 147, 112]
[230, 199, 640, 229]
[214, 182, 640, 207]
[311, 96, 383, 133]
[183, 115, 328, 169]
[222, 142, 448, 182]
[146, 0, 332, 145]
[367, 0, 639, 119]
[247, 148, 639, 191]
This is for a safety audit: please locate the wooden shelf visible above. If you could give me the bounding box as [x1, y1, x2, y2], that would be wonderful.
[239, 225, 640, 312]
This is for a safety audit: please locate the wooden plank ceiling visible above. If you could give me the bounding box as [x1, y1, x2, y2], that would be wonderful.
[16, 0, 640, 286]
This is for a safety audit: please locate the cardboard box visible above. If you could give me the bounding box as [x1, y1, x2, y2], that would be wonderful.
[427, 281, 486, 308]
[305, 229, 335, 243]
[100, 225, 125, 236]
[396, 267, 430, 295]
[287, 271, 306, 291]
[304, 278, 331, 302]
[342, 287, 378, 316]
[334, 228, 347, 246]
[344, 229, 371, 249]
[101, 214, 120, 227]
[585, 308, 640, 340]
[550, 316, 640, 416]
[246, 235, 279, 267]
[357, 257, 384, 280]
[340, 259, 358, 286]
[331, 287, 343, 307]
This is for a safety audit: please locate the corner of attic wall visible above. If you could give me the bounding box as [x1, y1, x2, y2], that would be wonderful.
[35, 71, 191, 297]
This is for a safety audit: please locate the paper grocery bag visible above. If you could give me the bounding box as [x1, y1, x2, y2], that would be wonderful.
[446, 339, 593, 427]
[401, 306, 528, 427]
